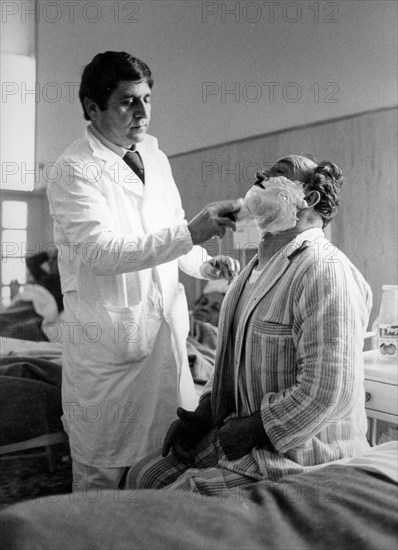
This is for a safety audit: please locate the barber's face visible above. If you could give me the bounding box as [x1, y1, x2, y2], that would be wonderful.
[86, 80, 151, 148]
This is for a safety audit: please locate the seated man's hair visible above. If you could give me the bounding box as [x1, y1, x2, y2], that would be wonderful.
[276, 155, 317, 182]
[79, 51, 153, 120]
[303, 161, 345, 227]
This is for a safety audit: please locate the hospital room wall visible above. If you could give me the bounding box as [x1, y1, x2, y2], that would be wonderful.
[172, 106, 398, 327]
[35, 1, 397, 162]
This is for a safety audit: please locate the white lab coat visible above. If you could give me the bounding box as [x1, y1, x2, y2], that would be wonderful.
[47, 129, 206, 466]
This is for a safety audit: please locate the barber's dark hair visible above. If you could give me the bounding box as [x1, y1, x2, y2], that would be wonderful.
[303, 161, 345, 227]
[79, 51, 153, 120]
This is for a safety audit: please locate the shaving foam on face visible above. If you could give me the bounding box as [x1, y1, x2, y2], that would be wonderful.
[234, 198, 251, 221]
[243, 176, 307, 236]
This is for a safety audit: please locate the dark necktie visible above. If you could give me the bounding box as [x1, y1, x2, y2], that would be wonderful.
[123, 150, 145, 184]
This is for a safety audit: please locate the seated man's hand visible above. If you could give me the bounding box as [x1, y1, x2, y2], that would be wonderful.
[219, 412, 270, 461]
[162, 394, 213, 464]
[200, 255, 240, 282]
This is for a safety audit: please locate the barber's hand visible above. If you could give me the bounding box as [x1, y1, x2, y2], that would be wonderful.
[219, 412, 268, 461]
[162, 394, 213, 464]
[200, 255, 240, 282]
[188, 200, 241, 245]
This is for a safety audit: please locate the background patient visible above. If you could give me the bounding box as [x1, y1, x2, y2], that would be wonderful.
[1, 248, 63, 342]
[187, 279, 228, 385]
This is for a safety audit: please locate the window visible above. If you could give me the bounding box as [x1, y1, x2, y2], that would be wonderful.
[1, 200, 28, 306]
[1, 53, 36, 307]
[1, 54, 36, 191]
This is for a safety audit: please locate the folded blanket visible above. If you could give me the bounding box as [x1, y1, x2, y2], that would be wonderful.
[0, 337, 62, 359]
[0, 302, 46, 342]
[0, 355, 62, 386]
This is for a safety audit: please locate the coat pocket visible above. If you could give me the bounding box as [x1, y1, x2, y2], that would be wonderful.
[252, 319, 293, 337]
[94, 303, 149, 364]
[249, 320, 296, 394]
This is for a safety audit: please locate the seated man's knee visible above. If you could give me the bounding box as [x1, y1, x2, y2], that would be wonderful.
[125, 451, 191, 490]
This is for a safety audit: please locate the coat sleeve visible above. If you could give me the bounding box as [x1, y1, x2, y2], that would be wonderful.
[159, 150, 211, 278]
[151, 148, 214, 279]
[47, 155, 194, 276]
[178, 246, 211, 279]
[260, 256, 372, 452]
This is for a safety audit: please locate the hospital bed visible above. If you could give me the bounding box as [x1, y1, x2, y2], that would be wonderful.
[1, 442, 397, 550]
[0, 339, 70, 505]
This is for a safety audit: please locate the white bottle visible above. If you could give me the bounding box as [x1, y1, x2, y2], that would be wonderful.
[377, 285, 398, 361]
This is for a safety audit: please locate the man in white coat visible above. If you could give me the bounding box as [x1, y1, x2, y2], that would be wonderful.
[47, 51, 240, 490]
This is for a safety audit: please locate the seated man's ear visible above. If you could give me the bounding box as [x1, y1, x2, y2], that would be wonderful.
[304, 190, 321, 207]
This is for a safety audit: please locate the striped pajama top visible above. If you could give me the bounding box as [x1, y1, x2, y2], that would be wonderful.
[205, 228, 373, 481]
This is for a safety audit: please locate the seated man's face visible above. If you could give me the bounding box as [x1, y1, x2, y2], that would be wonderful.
[263, 161, 295, 180]
[192, 292, 225, 326]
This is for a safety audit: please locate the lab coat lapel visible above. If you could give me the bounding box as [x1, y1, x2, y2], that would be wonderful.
[86, 129, 144, 197]
[137, 148, 159, 231]
[135, 140, 161, 199]
[136, 142, 173, 232]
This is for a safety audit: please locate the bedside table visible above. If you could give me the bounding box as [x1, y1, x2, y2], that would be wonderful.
[363, 350, 398, 446]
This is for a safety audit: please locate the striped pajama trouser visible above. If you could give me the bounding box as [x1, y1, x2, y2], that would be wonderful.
[125, 428, 257, 497]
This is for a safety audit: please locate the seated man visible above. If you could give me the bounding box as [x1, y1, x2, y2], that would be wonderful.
[187, 279, 228, 385]
[126, 156, 372, 496]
